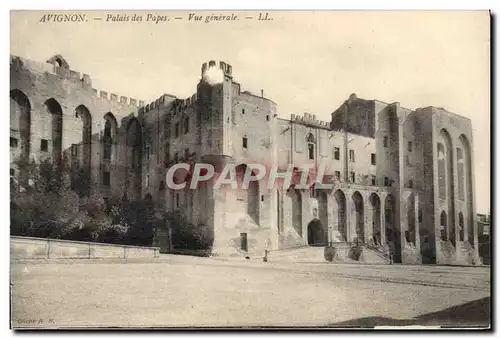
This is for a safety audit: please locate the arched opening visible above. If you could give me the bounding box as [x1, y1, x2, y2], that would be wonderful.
[369, 193, 381, 245]
[248, 175, 259, 224]
[10, 90, 31, 164]
[291, 187, 302, 236]
[406, 194, 416, 246]
[459, 212, 465, 241]
[440, 210, 447, 241]
[307, 219, 326, 246]
[44, 98, 63, 166]
[306, 133, 315, 160]
[102, 113, 118, 161]
[334, 189, 346, 241]
[234, 164, 260, 224]
[440, 128, 455, 242]
[459, 134, 474, 247]
[126, 118, 143, 200]
[385, 194, 395, 243]
[318, 191, 328, 242]
[74, 105, 92, 197]
[352, 191, 364, 243]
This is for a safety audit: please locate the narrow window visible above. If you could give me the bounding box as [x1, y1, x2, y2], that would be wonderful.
[384, 177, 389, 186]
[383, 136, 389, 148]
[408, 141, 413, 152]
[10, 137, 18, 148]
[40, 139, 48, 152]
[184, 117, 189, 134]
[371, 153, 376, 165]
[334, 147, 340, 160]
[308, 144, 314, 160]
[103, 171, 110, 186]
[164, 143, 170, 164]
[242, 137, 248, 149]
[349, 149, 355, 162]
[240, 233, 248, 251]
[176, 193, 180, 208]
[71, 144, 78, 157]
[266, 115, 269, 121]
[350, 172, 356, 183]
[175, 122, 180, 138]
[242, 108, 245, 115]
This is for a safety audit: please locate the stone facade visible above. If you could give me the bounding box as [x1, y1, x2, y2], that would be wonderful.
[10, 55, 481, 265]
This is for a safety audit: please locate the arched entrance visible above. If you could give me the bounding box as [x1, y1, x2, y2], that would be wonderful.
[307, 219, 326, 246]
[352, 191, 364, 243]
[385, 194, 395, 242]
[369, 193, 381, 245]
[406, 193, 416, 246]
[291, 187, 302, 236]
[334, 189, 346, 241]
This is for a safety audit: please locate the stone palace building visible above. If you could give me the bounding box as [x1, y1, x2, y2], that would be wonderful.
[10, 54, 481, 265]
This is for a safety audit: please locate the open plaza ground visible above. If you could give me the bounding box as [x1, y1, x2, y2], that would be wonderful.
[10, 255, 491, 329]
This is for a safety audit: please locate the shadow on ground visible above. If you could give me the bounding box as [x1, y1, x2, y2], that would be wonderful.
[326, 297, 491, 328]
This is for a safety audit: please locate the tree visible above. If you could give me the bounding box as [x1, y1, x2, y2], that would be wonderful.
[166, 210, 213, 251]
[10, 157, 113, 241]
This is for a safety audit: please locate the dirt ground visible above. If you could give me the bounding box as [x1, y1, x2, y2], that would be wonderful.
[10, 255, 491, 329]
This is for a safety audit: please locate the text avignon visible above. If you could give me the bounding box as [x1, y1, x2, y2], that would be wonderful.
[39, 14, 87, 23]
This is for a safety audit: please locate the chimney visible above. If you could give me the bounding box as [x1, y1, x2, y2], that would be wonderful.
[261, 89, 264, 98]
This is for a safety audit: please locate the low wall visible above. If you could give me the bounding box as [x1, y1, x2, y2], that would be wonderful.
[10, 236, 160, 260]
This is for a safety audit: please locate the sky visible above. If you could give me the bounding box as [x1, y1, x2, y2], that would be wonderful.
[10, 10, 491, 213]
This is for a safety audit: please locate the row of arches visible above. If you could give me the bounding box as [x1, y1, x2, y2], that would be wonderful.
[10, 89, 144, 198]
[288, 188, 396, 246]
[437, 128, 474, 247]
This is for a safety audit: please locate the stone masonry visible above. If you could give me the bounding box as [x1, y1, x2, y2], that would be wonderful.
[10, 55, 481, 265]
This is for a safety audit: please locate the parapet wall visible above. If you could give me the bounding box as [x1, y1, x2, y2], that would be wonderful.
[10, 54, 144, 108]
[140, 93, 198, 115]
[10, 236, 160, 260]
[290, 112, 330, 129]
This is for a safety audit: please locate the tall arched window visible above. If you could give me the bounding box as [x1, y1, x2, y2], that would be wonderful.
[459, 212, 464, 241]
[307, 133, 315, 160]
[440, 210, 447, 241]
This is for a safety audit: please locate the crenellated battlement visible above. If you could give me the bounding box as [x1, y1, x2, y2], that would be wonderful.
[11, 54, 143, 108]
[140, 93, 199, 115]
[91, 88, 144, 107]
[290, 112, 330, 128]
[201, 60, 232, 78]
